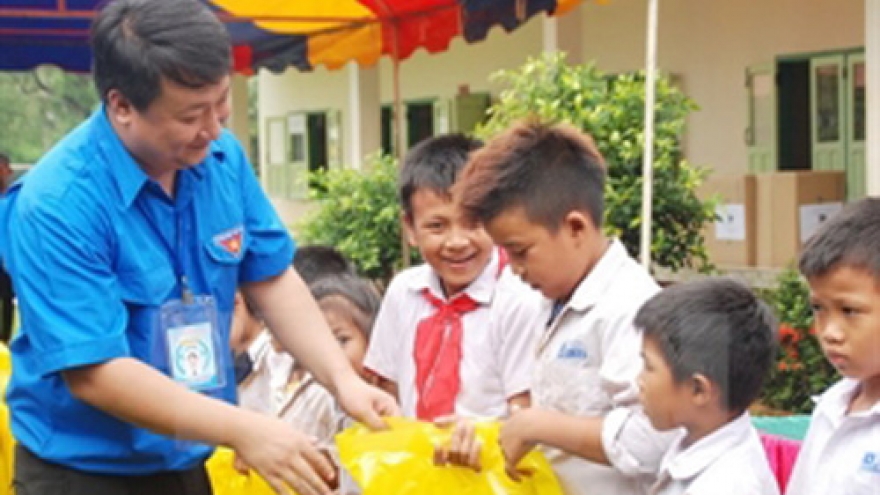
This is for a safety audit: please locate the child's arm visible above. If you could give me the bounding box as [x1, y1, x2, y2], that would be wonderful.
[496, 272, 545, 404]
[361, 275, 406, 410]
[500, 407, 607, 478]
[596, 311, 678, 476]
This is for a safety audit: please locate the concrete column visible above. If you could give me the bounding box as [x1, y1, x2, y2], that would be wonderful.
[867, 0, 880, 195]
[227, 73, 252, 160]
[346, 63, 381, 169]
[542, 3, 583, 65]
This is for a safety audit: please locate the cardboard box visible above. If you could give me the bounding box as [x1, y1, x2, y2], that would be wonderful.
[755, 171, 846, 268]
[698, 174, 757, 267]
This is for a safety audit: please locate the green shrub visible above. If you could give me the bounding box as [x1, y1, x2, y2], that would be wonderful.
[759, 269, 839, 413]
[477, 53, 715, 271]
[297, 154, 419, 284]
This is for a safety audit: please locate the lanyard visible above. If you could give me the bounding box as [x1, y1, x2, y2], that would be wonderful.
[138, 196, 195, 304]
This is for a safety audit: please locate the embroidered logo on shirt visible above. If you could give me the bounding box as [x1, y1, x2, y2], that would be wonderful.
[214, 226, 244, 256]
[557, 340, 588, 361]
[861, 452, 880, 474]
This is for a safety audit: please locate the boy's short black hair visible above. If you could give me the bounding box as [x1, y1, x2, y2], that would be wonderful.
[91, 0, 231, 111]
[799, 198, 880, 280]
[293, 245, 355, 286]
[310, 275, 381, 339]
[456, 119, 606, 231]
[634, 278, 778, 414]
[398, 133, 482, 218]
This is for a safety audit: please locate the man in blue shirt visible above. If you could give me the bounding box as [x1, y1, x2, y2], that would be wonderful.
[0, 1, 398, 494]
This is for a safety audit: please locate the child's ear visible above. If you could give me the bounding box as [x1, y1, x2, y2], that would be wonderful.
[563, 211, 595, 244]
[401, 213, 418, 247]
[690, 374, 716, 406]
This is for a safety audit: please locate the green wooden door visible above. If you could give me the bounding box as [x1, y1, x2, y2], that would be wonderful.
[810, 55, 846, 172]
[846, 53, 866, 199]
[746, 63, 777, 173]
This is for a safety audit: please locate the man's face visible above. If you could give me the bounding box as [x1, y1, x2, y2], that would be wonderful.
[108, 75, 231, 176]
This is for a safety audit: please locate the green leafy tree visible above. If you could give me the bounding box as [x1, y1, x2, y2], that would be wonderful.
[477, 53, 715, 270]
[297, 154, 419, 284]
[0, 67, 99, 164]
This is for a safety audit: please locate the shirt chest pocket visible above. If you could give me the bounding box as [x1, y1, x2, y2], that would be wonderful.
[535, 340, 606, 415]
[202, 226, 248, 305]
[116, 258, 177, 358]
[117, 259, 177, 307]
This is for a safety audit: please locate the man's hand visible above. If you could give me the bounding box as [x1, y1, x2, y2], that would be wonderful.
[334, 373, 400, 430]
[499, 408, 538, 482]
[433, 415, 482, 471]
[230, 412, 336, 495]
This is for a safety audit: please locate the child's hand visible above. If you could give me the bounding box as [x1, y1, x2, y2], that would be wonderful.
[433, 415, 482, 471]
[499, 409, 537, 481]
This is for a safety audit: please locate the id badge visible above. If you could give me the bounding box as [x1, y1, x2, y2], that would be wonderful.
[159, 296, 227, 392]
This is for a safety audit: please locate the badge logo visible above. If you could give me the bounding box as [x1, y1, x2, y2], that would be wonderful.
[214, 226, 243, 257]
[557, 339, 588, 361]
[861, 452, 880, 474]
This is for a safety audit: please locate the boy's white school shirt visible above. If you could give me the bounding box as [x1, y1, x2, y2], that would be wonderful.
[649, 412, 779, 495]
[237, 329, 295, 414]
[786, 378, 880, 495]
[364, 249, 544, 419]
[533, 239, 675, 495]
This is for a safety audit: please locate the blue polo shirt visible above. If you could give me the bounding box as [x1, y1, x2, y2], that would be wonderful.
[0, 108, 295, 474]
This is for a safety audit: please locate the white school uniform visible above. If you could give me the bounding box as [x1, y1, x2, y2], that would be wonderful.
[786, 378, 880, 495]
[237, 329, 295, 415]
[364, 250, 543, 419]
[650, 413, 779, 495]
[533, 239, 674, 495]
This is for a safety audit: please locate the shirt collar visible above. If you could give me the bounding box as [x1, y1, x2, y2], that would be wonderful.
[566, 239, 630, 312]
[818, 378, 880, 422]
[93, 105, 221, 208]
[407, 248, 503, 305]
[663, 412, 754, 481]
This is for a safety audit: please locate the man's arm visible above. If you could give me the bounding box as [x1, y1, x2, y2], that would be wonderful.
[374, 376, 399, 402]
[64, 358, 337, 495]
[242, 268, 399, 428]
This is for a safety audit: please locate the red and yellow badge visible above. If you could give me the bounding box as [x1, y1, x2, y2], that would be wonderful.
[214, 226, 244, 257]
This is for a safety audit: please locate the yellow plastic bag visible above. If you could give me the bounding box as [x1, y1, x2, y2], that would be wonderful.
[337, 417, 563, 495]
[206, 447, 278, 495]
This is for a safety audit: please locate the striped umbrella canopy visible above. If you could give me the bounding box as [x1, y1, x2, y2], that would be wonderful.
[0, 0, 581, 73]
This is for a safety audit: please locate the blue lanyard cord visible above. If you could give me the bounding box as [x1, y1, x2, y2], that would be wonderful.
[137, 198, 194, 304]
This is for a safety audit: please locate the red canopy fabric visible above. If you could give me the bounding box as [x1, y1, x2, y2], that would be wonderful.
[0, 0, 581, 73]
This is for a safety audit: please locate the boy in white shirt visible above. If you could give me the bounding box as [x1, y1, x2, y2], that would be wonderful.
[454, 120, 675, 494]
[364, 134, 543, 429]
[635, 278, 779, 495]
[786, 198, 880, 495]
